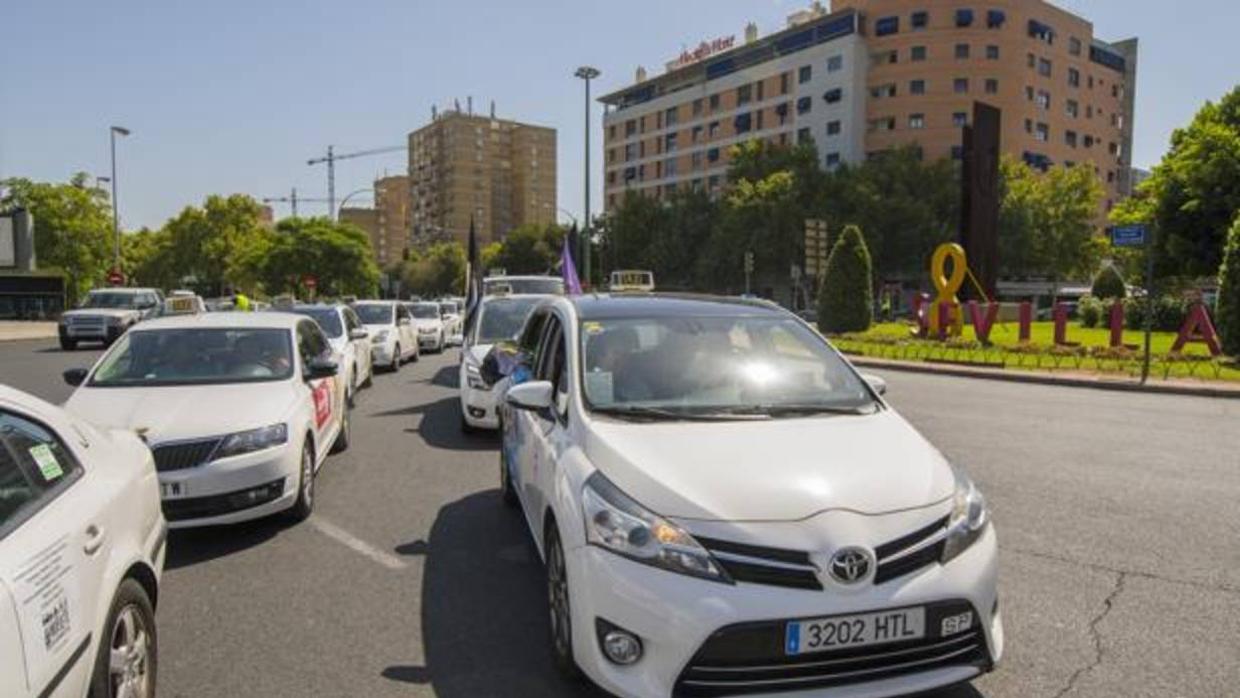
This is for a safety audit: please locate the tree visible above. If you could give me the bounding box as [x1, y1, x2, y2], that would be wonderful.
[122, 227, 179, 290]
[1217, 215, 1240, 356]
[162, 194, 272, 295]
[817, 224, 873, 334]
[0, 173, 113, 303]
[1091, 265, 1128, 299]
[491, 223, 564, 275]
[1122, 86, 1240, 279]
[996, 158, 1103, 283]
[259, 217, 379, 297]
[398, 242, 466, 297]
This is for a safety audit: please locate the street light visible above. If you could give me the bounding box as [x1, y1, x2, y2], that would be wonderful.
[108, 126, 131, 274]
[574, 65, 600, 287]
[556, 207, 579, 228]
[337, 188, 373, 217]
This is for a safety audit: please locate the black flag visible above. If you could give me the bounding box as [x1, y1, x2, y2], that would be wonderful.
[464, 216, 482, 334]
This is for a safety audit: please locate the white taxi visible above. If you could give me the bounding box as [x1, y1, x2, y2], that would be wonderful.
[61, 312, 351, 529]
[291, 304, 374, 406]
[354, 301, 419, 372]
[458, 294, 546, 431]
[407, 302, 446, 353]
[0, 385, 164, 698]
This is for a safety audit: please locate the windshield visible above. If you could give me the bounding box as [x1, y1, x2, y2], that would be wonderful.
[89, 328, 294, 386]
[81, 292, 140, 309]
[354, 303, 393, 325]
[438, 302, 458, 315]
[475, 297, 540, 344]
[579, 315, 875, 415]
[411, 304, 440, 319]
[292, 308, 343, 338]
[485, 277, 564, 295]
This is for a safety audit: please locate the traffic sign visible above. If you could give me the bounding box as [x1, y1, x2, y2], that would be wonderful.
[107, 269, 125, 286]
[1111, 224, 1148, 247]
[303, 275, 318, 290]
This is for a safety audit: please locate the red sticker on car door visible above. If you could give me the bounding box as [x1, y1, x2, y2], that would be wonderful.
[312, 380, 333, 428]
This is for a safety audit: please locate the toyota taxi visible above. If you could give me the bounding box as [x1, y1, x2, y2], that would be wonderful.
[458, 293, 545, 431]
[61, 311, 351, 529]
[497, 295, 1000, 698]
[0, 385, 164, 698]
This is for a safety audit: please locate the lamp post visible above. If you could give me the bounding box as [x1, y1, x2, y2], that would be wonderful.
[337, 188, 373, 217]
[574, 66, 600, 287]
[556, 207, 579, 228]
[108, 126, 131, 274]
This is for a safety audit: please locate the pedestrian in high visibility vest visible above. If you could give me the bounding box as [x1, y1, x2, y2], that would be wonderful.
[234, 293, 252, 311]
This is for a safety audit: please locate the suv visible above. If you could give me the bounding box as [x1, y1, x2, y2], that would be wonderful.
[58, 287, 164, 349]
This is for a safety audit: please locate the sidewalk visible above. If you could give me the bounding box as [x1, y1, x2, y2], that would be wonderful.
[848, 355, 1240, 399]
[0, 321, 58, 343]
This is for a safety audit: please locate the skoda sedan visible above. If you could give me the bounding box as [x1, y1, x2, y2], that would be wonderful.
[497, 295, 1001, 698]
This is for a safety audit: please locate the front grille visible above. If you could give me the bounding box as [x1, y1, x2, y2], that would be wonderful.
[674, 600, 989, 697]
[874, 515, 949, 585]
[163, 478, 285, 522]
[152, 438, 222, 472]
[697, 537, 822, 591]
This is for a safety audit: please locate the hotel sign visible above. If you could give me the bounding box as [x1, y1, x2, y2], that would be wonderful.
[666, 35, 736, 71]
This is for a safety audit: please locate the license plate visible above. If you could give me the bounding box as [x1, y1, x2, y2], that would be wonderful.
[786, 607, 925, 655]
[160, 482, 188, 499]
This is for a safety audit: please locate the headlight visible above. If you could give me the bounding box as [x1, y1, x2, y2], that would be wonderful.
[215, 423, 288, 459]
[373, 330, 390, 343]
[464, 361, 487, 390]
[941, 467, 989, 563]
[582, 472, 729, 582]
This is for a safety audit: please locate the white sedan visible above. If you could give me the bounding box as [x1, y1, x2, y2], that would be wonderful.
[407, 302, 446, 353]
[498, 295, 1001, 698]
[458, 294, 545, 431]
[291, 303, 373, 405]
[0, 385, 164, 698]
[62, 312, 350, 529]
[354, 301, 419, 372]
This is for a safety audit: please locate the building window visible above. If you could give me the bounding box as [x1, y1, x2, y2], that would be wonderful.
[665, 107, 678, 126]
[1112, 84, 1120, 98]
[608, 125, 617, 140]
[910, 46, 927, 63]
[868, 117, 896, 132]
[1107, 170, 1116, 183]
[953, 112, 968, 127]
[1069, 37, 1082, 56]
[823, 88, 843, 103]
[955, 8, 974, 27]
[1068, 68, 1080, 88]
[1066, 99, 1079, 118]
[909, 113, 926, 129]
[1024, 118, 1033, 134]
[775, 101, 789, 124]
[707, 148, 720, 163]
[708, 121, 720, 138]
[1086, 105, 1093, 118]
[692, 99, 703, 116]
[826, 152, 841, 167]
[911, 11, 928, 29]
[1084, 134, 1094, 147]
[875, 16, 899, 36]
[1038, 58, 1052, 77]
[709, 94, 720, 111]
[608, 147, 616, 164]
[665, 158, 678, 177]
[665, 132, 677, 152]
[1027, 53, 1036, 68]
[734, 113, 752, 133]
[737, 84, 752, 105]
[796, 96, 812, 114]
[954, 78, 969, 94]
[827, 55, 843, 72]
[780, 72, 790, 95]
[987, 9, 1005, 28]
[799, 65, 813, 84]
[625, 120, 637, 137]
[1025, 85, 1035, 101]
[985, 78, 998, 94]
[797, 127, 812, 144]
[827, 120, 841, 136]
[1108, 141, 1119, 155]
[955, 43, 970, 59]
[910, 79, 926, 95]
[1088, 75, 1094, 89]
[1035, 122, 1049, 141]
[986, 45, 1000, 60]
[1065, 130, 1078, 147]
[870, 83, 897, 98]
[756, 109, 764, 130]
[692, 125, 703, 143]
[1036, 89, 1051, 109]
[624, 143, 636, 161]
[640, 116, 647, 133]
[1028, 20, 1055, 45]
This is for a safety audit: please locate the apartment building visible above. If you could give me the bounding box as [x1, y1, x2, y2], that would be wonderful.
[338, 206, 382, 262]
[373, 175, 410, 267]
[600, 7, 868, 210]
[408, 109, 556, 245]
[836, 0, 1137, 210]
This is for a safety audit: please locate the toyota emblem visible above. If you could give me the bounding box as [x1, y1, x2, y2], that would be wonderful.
[828, 547, 873, 584]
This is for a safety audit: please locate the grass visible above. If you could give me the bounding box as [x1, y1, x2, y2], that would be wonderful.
[831, 321, 1240, 383]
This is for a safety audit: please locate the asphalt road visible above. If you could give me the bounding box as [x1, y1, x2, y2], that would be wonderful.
[2, 338, 1238, 698]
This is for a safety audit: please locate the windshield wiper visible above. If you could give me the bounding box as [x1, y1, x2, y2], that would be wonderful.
[591, 405, 764, 422]
[715, 404, 871, 417]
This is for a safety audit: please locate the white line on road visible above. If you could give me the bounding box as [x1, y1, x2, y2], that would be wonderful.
[309, 517, 408, 571]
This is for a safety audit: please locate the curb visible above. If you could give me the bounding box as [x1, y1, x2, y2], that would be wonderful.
[847, 356, 1240, 400]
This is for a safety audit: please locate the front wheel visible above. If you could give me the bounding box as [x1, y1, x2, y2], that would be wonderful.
[88, 578, 157, 698]
[330, 403, 351, 454]
[390, 345, 402, 372]
[285, 440, 315, 522]
[546, 526, 582, 680]
[499, 436, 517, 507]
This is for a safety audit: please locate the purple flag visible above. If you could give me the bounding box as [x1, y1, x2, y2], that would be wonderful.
[561, 228, 583, 295]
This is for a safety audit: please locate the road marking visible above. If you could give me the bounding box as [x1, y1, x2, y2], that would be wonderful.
[310, 517, 407, 571]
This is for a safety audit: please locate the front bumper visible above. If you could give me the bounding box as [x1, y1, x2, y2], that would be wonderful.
[158, 442, 300, 529]
[460, 380, 499, 429]
[418, 332, 441, 349]
[60, 322, 121, 341]
[567, 525, 1001, 698]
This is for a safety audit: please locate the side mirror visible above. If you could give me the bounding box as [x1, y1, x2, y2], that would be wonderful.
[349, 328, 369, 340]
[861, 373, 887, 396]
[63, 368, 88, 387]
[305, 357, 339, 380]
[506, 380, 554, 411]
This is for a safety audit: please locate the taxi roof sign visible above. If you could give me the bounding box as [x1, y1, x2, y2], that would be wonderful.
[609, 270, 655, 293]
[164, 294, 204, 315]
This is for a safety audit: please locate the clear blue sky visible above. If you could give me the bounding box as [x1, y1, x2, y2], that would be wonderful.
[2, 0, 1237, 231]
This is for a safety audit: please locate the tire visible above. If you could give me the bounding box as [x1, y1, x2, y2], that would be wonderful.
[59, 337, 77, 351]
[390, 345, 402, 372]
[361, 366, 373, 388]
[411, 343, 420, 363]
[285, 439, 315, 522]
[88, 578, 157, 698]
[545, 525, 582, 681]
[330, 402, 351, 454]
[346, 370, 357, 408]
[499, 435, 517, 507]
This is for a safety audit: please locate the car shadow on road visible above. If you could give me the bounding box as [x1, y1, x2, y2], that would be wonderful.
[382, 490, 611, 697]
[164, 517, 293, 570]
[369, 395, 496, 452]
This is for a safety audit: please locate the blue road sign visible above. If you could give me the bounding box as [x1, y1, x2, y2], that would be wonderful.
[1111, 224, 1148, 247]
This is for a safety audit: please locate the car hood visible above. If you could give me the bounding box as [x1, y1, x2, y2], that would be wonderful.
[62, 308, 137, 320]
[415, 319, 442, 330]
[583, 409, 955, 522]
[64, 382, 299, 446]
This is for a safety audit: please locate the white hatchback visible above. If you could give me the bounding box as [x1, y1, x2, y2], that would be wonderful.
[354, 301, 419, 372]
[291, 304, 374, 405]
[457, 294, 546, 431]
[0, 385, 165, 698]
[62, 312, 350, 529]
[497, 295, 1001, 698]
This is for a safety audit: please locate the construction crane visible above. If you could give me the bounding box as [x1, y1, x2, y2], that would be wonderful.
[307, 144, 406, 219]
[261, 188, 331, 218]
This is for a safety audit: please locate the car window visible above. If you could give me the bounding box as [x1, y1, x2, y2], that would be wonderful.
[297, 321, 331, 369]
[0, 410, 83, 538]
[91, 328, 295, 385]
[518, 309, 548, 365]
[292, 307, 344, 338]
[536, 317, 569, 420]
[343, 308, 361, 333]
[354, 303, 394, 325]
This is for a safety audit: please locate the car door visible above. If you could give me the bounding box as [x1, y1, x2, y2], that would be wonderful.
[296, 322, 340, 456]
[343, 308, 371, 379]
[515, 313, 566, 527]
[395, 305, 415, 357]
[502, 309, 548, 508]
[0, 408, 110, 698]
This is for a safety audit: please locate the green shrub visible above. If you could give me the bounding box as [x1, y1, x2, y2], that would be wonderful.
[1077, 295, 1104, 328]
[1218, 216, 1240, 356]
[1090, 265, 1127, 299]
[1123, 295, 1189, 332]
[817, 224, 873, 334]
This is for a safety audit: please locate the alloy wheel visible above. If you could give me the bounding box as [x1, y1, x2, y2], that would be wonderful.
[108, 604, 152, 698]
[547, 534, 572, 659]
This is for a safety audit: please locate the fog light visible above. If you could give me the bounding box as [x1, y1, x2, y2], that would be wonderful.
[468, 407, 486, 418]
[603, 630, 642, 665]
